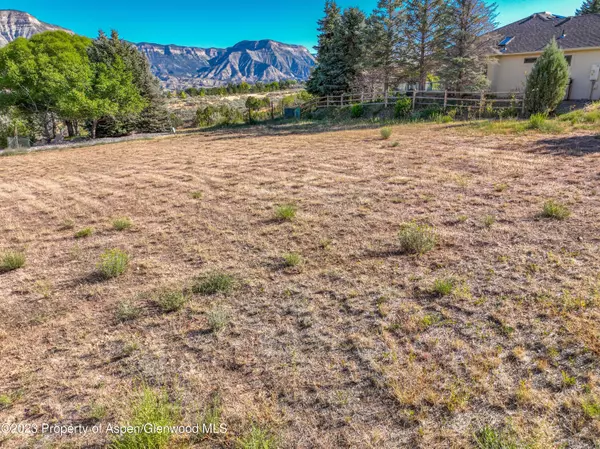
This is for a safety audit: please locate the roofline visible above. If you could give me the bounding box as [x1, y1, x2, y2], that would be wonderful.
[490, 46, 600, 57]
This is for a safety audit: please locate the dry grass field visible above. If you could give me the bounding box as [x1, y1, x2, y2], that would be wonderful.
[0, 122, 599, 448]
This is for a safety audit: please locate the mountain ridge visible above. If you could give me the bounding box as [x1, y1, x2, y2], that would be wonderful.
[0, 10, 315, 88]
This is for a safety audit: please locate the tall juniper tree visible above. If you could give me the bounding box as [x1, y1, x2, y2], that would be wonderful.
[402, 0, 450, 90]
[576, 0, 600, 15]
[440, 0, 498, 92]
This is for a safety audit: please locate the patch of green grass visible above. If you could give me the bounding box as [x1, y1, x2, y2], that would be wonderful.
[398, 222, 437, 255]
[98, 249, 129, 279]
[192, 272, 235, 295]
[559, 102, 600, 125]
[116, 301, 142, 322]
[274, 204, 297, 221]
[282, 252, 303, 267]
[541, 200, 571, 220]
[191, 191, 203, 199]
[113, 217, 132, 231]
[431, 277, 457, 297]
[380, 127, 393, 140]
[207, 307, 229, 333]
[483, 215, 496, 228]
[582, 397, 600, 419]
[75, 227, 94, 239]
[0, 251, 26, 272]
[0, 394, 13, 410]
[111, 387, 180, 449]
[561, 370, 576, 388]
[474, 425, 517, 449]
[155, 289, 188, 313]
[237, 425, 277, 449]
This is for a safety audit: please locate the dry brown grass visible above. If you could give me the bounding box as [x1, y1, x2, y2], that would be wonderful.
[0, 123, 599, 448]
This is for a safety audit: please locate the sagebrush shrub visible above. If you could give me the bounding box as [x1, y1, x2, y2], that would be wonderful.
[192, 272, 235, 295]
[0, 251, 25, 272]
[98, 249, 129, 279]
[380, 127, 393, 140]
[398, 222, 436, 254]
[541, 200, 571, 220]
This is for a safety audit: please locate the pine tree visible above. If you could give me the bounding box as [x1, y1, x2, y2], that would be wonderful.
[524, 38, 570, 114]
[364, 0, 404, 101]
[307, 1, 341, 96]
[402, 0, 450, 90]
[440, 0, 498, 92]
[576, 0, 600, 15]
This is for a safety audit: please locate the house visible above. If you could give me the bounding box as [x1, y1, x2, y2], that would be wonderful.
[487, 12, 600, 100]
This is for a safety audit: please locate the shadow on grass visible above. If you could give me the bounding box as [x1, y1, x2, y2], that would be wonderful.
[534, 134, 600, 155]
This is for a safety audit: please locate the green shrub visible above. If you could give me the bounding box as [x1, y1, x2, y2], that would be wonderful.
[0, 251, 26, 272]
[582, 397, 600, 419]
[111, 387, 179, 449]
[398, 222, 437, 255]
[282, 252, 303, 267]
[113, 217, 132, 231]
[98, 249, 129, 279]
[380, 127, 393, 140]
[528, 113, 547, 130]
[155, 289, 188, 313]
[207, 307, 229, 333]
[432, 278, 456, 297]
[474, 425, 518, 449]
[394, 97, 412, 119]
[483, 215, 496, 228]
[525, 38, 570, 114]
[192, 272, 235, 295]
[75, 227, 94, 238]
[541, 200, 571, 220]
[275, 204, 297, 221]
[350, 104, 364, 118]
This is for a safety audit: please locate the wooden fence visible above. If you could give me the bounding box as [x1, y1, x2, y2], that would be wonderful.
[301, 90, 525, 116]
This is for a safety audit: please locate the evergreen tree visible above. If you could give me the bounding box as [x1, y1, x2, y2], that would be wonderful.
[524, 38, 570, 115]
[364, 0, 404, 101]
[576, 0, 600, 15]
[440, 0, 498, 92]
[402, 0, 450, 90]
[307, 1, 341, 95]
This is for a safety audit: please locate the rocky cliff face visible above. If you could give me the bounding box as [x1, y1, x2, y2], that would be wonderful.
[0, 10, 71, 47]
[0, 10, 316, 88]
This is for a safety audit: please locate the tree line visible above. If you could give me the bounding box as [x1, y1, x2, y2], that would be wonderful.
[307, 0, 499, 98]
[176, 80, 301, 99]
[0, 30, 170, 145]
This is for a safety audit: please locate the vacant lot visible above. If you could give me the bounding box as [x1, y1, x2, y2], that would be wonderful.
[0, 123, 599, 448]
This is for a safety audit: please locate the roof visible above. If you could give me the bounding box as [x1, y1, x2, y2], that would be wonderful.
[493, 12, 600, 55]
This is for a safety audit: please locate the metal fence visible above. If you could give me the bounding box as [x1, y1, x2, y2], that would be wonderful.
[7, 137, 31, 150]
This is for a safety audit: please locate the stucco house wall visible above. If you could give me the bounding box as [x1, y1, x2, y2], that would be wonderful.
[488, 48, 600, 100]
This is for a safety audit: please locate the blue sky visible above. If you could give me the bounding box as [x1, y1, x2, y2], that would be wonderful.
[5, 0, 582, 49]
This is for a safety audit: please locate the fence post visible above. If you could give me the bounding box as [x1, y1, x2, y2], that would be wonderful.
[443, 90, 448, 110]
[521, 94, 526, 116]
[341, 93, 344, 106]
[412, 90, 417, 110]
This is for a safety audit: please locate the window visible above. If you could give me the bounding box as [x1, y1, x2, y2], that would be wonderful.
[524, 57, 537, 64]
[565, 55, 572, 65]
[499, 36, 514, 46]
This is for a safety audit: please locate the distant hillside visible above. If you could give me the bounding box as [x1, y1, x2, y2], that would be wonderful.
[0, 10, 316, 88]
[0, 10, 71, 47]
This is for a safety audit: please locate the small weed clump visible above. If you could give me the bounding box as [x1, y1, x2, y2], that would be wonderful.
[582, 397, 600, 419]
[116, 301, 142, 322]
[98, 249, 129, 279]
[237, 426, 277, 449]
[431, 277, 456, 297]
[282, 252, 303, 267]
[155, 289, 188, 313]
[380, 127, 393, 140]
[274, 204, 297, 221]
[113, 217, 132, 231]
[192, 272, 235, 295]
[207, 307, 229, 333]
[482, 215, 496, 228]
[191, 191, 203, 199]
[111, 387, 179, 449]
[398, 222, 436, 255]
[541, 200, 571, 220]
[474, 425, 517, 449]
[75, 227, 94, 238]
[0, 251, 26, 272]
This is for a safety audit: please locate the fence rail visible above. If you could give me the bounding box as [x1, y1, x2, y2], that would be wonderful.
[301, 90, 526, 116]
